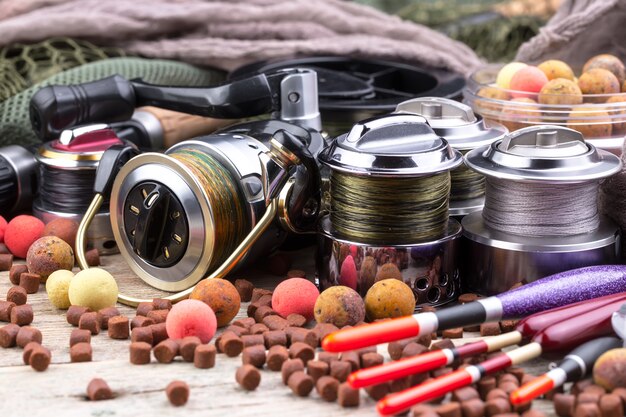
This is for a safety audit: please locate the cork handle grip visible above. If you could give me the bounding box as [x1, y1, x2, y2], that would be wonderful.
[139, 106, 235, 148]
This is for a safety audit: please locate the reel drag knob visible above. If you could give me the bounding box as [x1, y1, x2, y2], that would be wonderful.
[0, 145, 38, 217]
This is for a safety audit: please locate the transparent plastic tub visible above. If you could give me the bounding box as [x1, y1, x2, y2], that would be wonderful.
[464, 64, 626, 155]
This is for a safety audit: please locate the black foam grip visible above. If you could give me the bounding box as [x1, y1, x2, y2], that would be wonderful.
[435, 302, 487, 331]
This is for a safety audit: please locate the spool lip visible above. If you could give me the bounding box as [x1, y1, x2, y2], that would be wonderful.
[110, 152, 215, 292]
[465, 125, 623, 182]
[318, 113, 463, 176]
[318, 214, 462, 247]
[449, 196, 485, 217]
[395, 97, 508, 151]
[461, 211, 620, 252]
[36, 141, 104, 169]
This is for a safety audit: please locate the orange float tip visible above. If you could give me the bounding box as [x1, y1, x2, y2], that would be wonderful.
[510, 374, 554, 405]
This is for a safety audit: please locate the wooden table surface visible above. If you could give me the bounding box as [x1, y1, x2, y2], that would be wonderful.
[0, 248, 557, 417]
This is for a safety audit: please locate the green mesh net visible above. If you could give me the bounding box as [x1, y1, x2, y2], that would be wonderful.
[0, 38, 126, 101]
[0, 57, 225, 147]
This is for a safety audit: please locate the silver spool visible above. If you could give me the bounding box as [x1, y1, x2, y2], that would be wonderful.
[317, 113, 464, 308]
[462, 125, 622, 295]
[395, 97, 507, 217]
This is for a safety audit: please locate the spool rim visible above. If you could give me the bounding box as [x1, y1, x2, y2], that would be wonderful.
[110, 153, 215, 292]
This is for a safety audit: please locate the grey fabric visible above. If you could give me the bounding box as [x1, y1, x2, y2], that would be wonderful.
[0, 0, 483, 75]
[516, 0, 626, 68]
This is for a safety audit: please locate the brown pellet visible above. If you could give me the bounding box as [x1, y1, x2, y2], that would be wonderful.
[498, 373, 519, 385]
[150, 323, 168, 345]
[611, 388, 626, 407]
[79, 312, 100, 335]
[263, 314, 289, 331]
[442, 328, 464, 339]
[486, 388, 508, 401]
[251, 288, 272, 303]
[264, 330, 287, 348]
[281, 358, 304, 384]
[256, 294, 273, 307]
[388, 338, 418, 360]
[136, 302, 154, 317]
[288, 370, 314, 397]
[152, 298, 172, 311]
[554, 393, 576, 417]
[480, 322, 502, 336]
[249, 323, 268, 335]
[490, 414, 519, 417]
[242, 334, 265, 348]
[242, 344, 266, 368]
[499, 381, 519, 394]
[315, 375, 339, 401]
[130, 315, 154, 329]
[129, 341, 151, 364]
[70, 329, 91, 347]
[307, 360, 329, 382]
[452, 386, 480, 403]
[0, 254, 12, 271]
[312, 323, 339, 341]
[330, 360, 352, 383]
[485, 398, 511, 416]
[225, 325, 249, 337]
[179, 336, 201, 362]
[166, 380, 189, 406]
[289, 341, 314, 365]
[108, 316, 129, 340]
[572, 380, 594, 396]
[479, 376, 497, 400]
[317, 351, 339, 365]
[361, 352, 384, 369]
[87, 378, 113, 401]
[287, 269, 306, 279]
[0, 300, 15, 321]
[234, 279, 254, 302]
[389, 376, 411, 393]
[288, 327, 318, 348]
[436, 402, 462, 417]
[461, 398, 486, 417]
[577, 392, 600, 405]
[500, 320, 518, 333]
[507, 367, 525, 384]
[29, 345, 51, 372]
[232, 317, 256, 329]
[337, 382, 360, 407]
[131, 326, 153, 345]
[599, 394, 624, 417]
[402, 342, 428, 358]
[522, 410, 547, 417]
[6, 286, 26, 306]
[247, 302, 261, 318]
[70, 342, 93, 362]
[341, 350, 360, 372]
[9, 264, 27, 285]
[194, 344, 216, 369]
[97, 307, 119, 330]
[286, 313, 307, 327]
[432, 367, 453, 378]
[0, 323, 20, 347]
[67, 305, 91, 326]
[267, 345, 289, 371]
[458, 293, 479, 304]
[146, 309, 168, 324]
[85, 248, 100, 266]
[220, 331, 244, 357]
[236, 364, 261, 390]
[11, 304, 33, 326]
[19, 272, 40, 294]
[431, 338, 455, 351]
[583, 385, 606, 396]
[22, 341, 40, 364]
[573, 403, 601, 417]
[154, 339, 180, 363]
[254, 305, 276, 323]
[365, 382, 390, 401]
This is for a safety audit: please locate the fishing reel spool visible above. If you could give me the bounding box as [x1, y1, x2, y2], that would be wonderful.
[462, 125, 622, 295]
[316, 113, 464, 309]
[30, 68, 325, 306]
[394, 97, 508, 218]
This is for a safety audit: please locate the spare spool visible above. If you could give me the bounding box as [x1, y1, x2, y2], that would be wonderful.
[462, 125, 622, 295]
[395, 97, 508, 217]
[316, 113, 464, 308]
